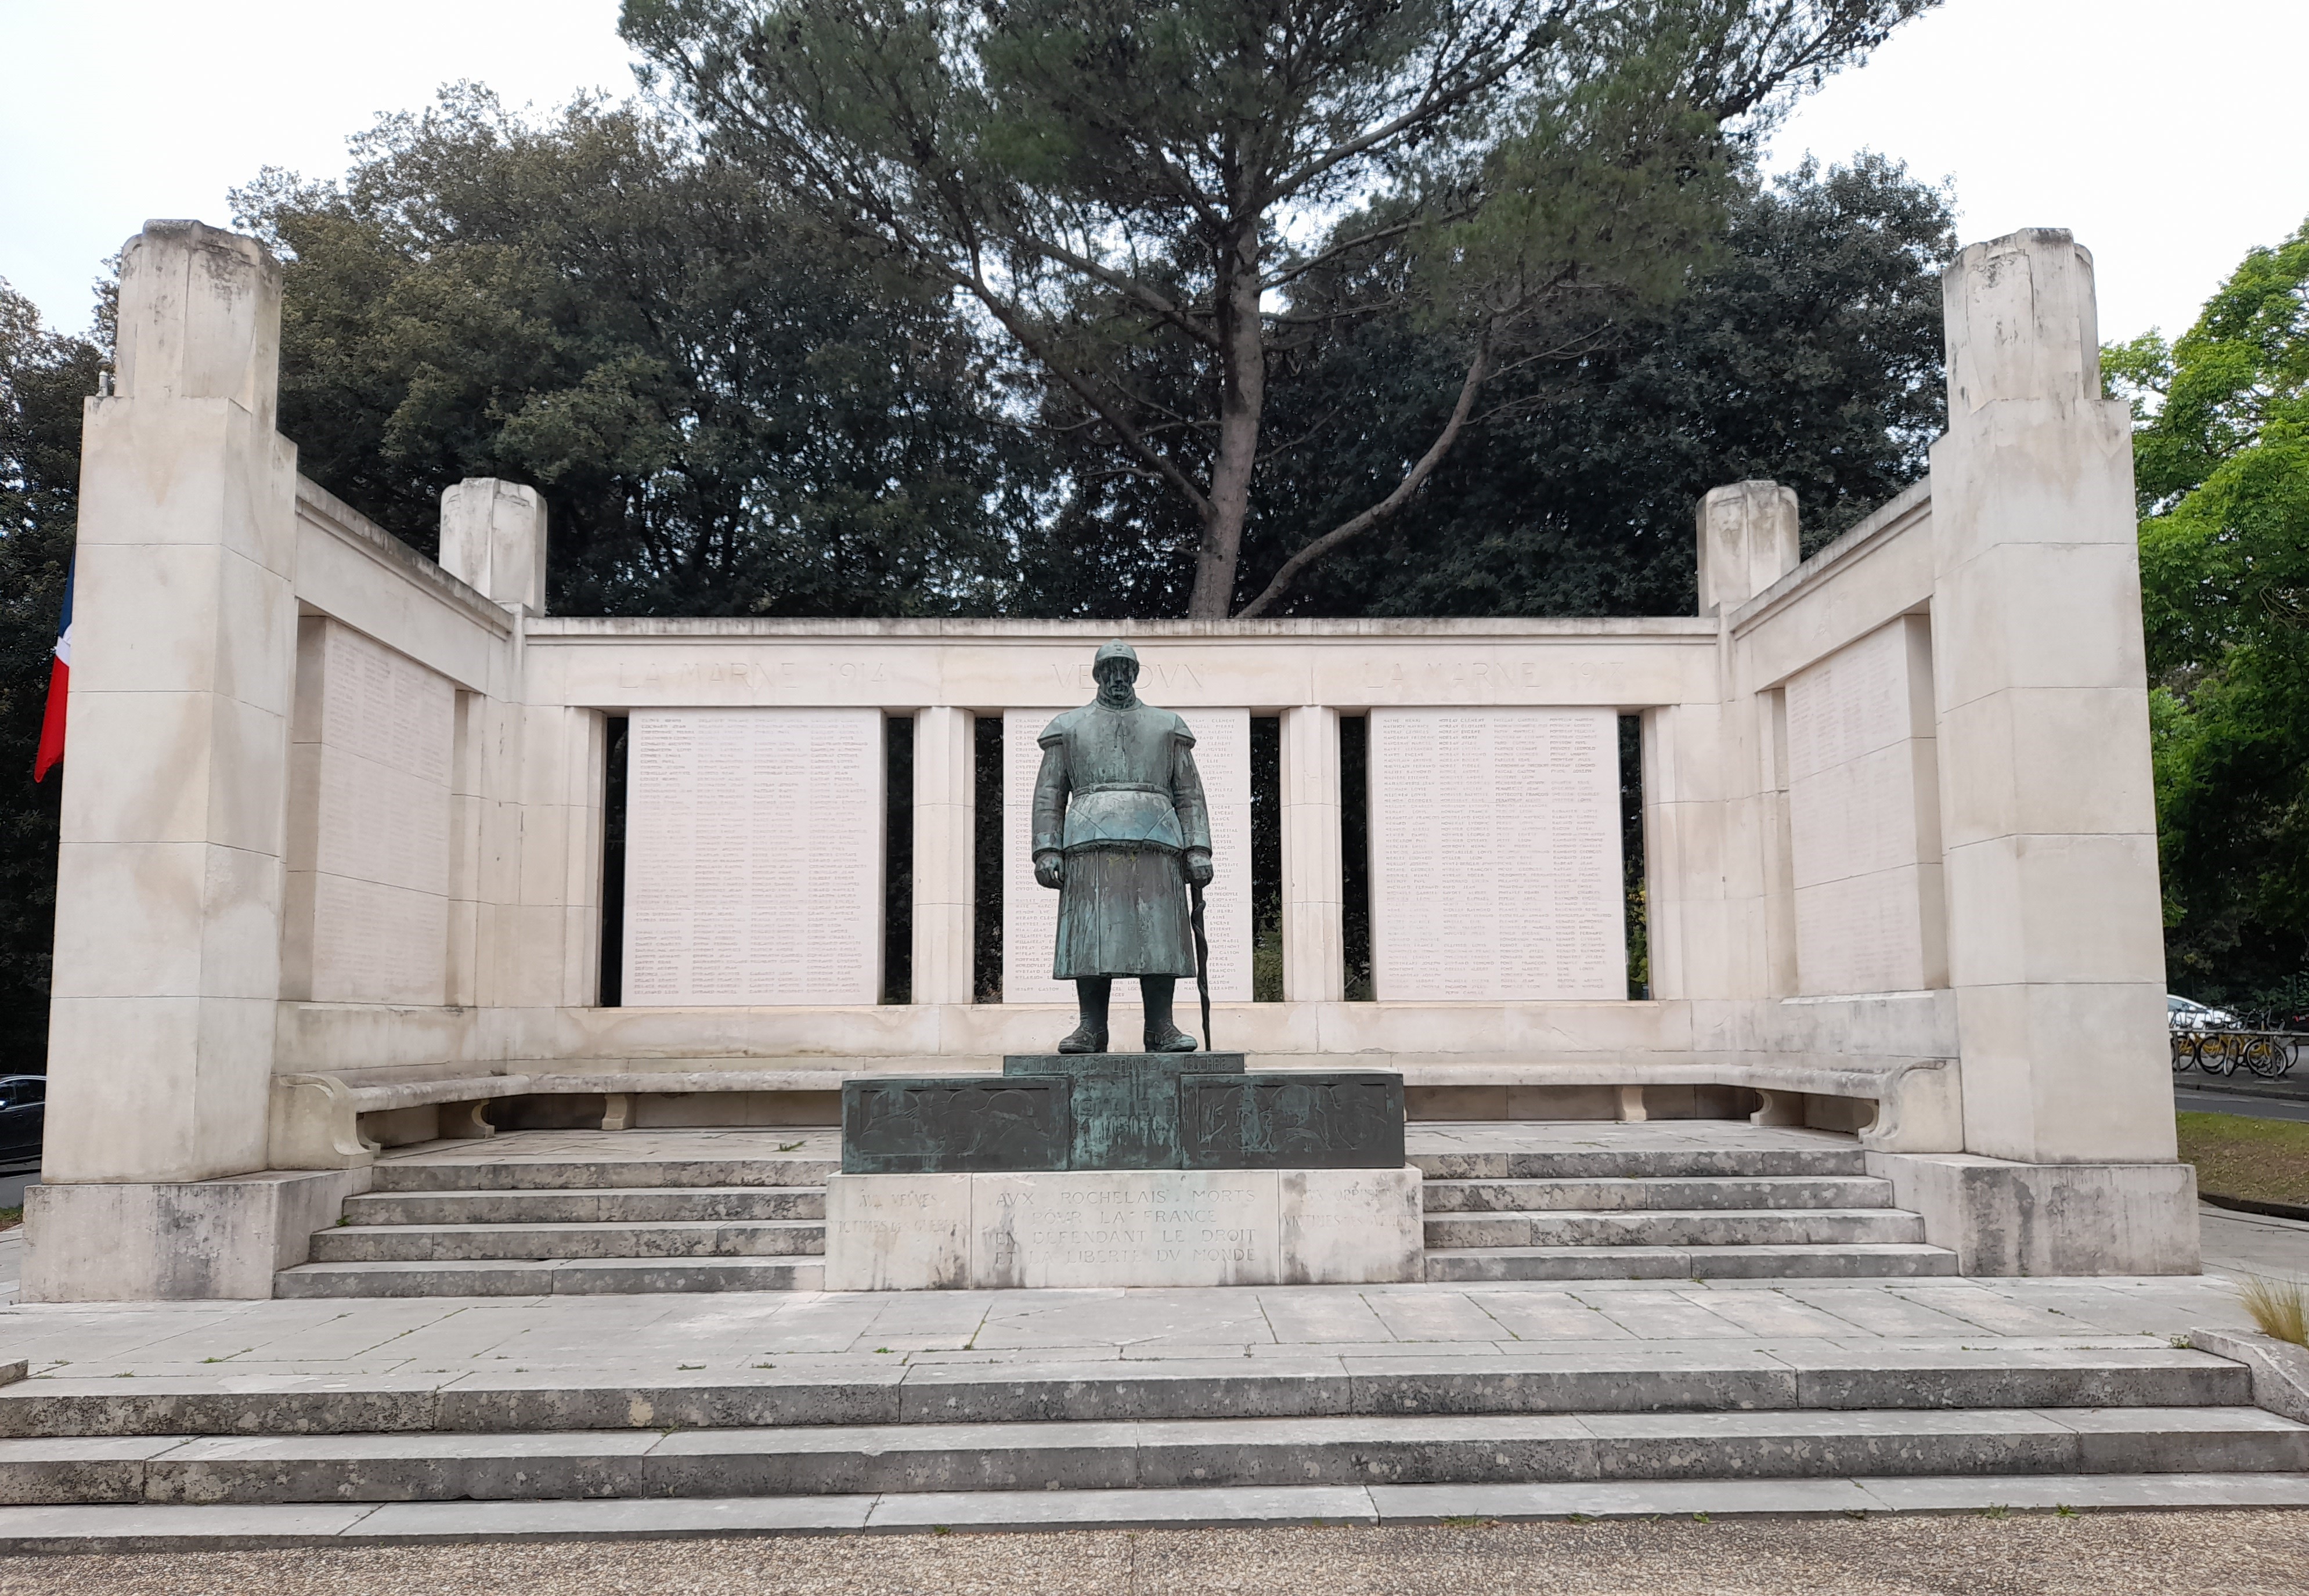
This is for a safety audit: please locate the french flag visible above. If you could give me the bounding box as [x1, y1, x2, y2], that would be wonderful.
[33, 560, 71, 784]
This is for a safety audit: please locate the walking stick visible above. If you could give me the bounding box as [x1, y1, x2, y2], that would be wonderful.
[1190, 879, 1213, 1052]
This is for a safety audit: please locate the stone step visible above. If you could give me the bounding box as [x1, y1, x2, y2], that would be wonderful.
[12, 1474, 2309, 1546]
[1411, 1147, 1868, 1181]
[368, 1158, 838, 1193]
[271, 1257, 826, 1298]
[1424, 1243, 1961, 1281]
[1420, 1176, 1894, 1213]
[1422, 1209, 1926, 1251]
[344, 1187, 827, 1225]
[0, 1349, 2248, 1437]
[308, 1221, 824, 1264]
[1, 1408, 2299, 1506]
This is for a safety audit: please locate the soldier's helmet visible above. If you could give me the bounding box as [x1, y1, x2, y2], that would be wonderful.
[1092, 639, 1139, 678]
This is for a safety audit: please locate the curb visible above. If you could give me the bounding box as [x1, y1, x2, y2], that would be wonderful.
[2202, 1192, 2309, 1223]
[2191, 1327, 2309, 1425]
[5, 1476, 2309, 1551]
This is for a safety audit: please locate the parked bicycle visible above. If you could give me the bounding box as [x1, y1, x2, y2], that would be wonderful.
[2170, 1017, 2301, 1079]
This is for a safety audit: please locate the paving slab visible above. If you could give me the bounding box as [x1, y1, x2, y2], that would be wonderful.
[863, 1485, 1379, 1530]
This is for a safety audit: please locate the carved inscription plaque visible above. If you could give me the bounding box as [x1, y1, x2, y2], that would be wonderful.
[622, 707, 882, 1005]
[841, 1077, 1071, 1173]
[1001, 706, 1253, 1003]
[1180, 1073, 1406, 1169]
[973, 1169, 1280, 1289]
[302, 620, 454, 1005]
[1367, 707, 1625, 1000]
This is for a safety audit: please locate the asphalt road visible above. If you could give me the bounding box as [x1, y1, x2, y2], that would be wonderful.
[2175, 1089, 2309, 1124]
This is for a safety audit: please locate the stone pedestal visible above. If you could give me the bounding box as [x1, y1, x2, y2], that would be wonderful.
[1865, 1150, 2200, 1276]
[21, 1168, 369, 1301]
[824, 1165, 1424, 1290]
[842, 1055, 1405, 1174]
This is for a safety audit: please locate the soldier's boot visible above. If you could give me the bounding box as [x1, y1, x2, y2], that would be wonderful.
[1140, 976, 1197, 1052]
[1058, 977, 1111, 1053]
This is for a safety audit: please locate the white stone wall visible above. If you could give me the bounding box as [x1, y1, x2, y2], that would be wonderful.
[282, 619, 456, 1005]
[1784, 616, 1946, 996]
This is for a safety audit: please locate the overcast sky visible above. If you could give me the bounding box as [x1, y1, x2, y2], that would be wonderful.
[2, 0, 2304, 346]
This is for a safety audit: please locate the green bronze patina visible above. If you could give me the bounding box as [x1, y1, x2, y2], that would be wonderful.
[1005, 1052, 1244, 1170]
[836, 641, 1406, 1178]
[840, 1054, 1402, 1173]
[1032, 641, 1214, 1053]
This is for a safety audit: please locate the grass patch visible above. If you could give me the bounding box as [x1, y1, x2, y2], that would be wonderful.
[2175, 1111, 2309, 1207]
[2239, 1275, 2308, 1346]
[0, 1206, 19, 1232]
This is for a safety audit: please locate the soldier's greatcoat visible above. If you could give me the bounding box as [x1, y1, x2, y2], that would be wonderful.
[1031, 700, 1210, 978]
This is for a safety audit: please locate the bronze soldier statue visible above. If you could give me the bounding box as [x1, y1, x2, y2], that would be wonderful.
[1031, 640, 1214, 1053]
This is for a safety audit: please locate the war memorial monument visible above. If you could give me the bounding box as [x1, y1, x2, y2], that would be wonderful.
[20, 218, 2200, 1299]
[5, 218, 2302, 1541]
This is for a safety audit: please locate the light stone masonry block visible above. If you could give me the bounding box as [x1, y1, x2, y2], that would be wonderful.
[1697, 480, 1801, 616]
[1784, 616, 1944, 996]
[824, 1167, 1423, 1290]
[438, 479, 547, 613]
[281, 619, 456, 1006]
[1279, 705, 1345, 1002]
[910, 707, 976, 1005]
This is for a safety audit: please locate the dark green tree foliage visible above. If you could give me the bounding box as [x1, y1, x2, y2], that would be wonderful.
[0, 283, 103, 1071]
[623, 0, 1937, 617]
[233, 88, 1024, 616]
[2107, 222, 2309, 1007]
[1021, 156, 1953, 618]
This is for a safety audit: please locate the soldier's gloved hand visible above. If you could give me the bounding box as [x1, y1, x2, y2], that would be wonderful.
[1034, 850, 1065, 889]
[1184, 848, 1214, 887]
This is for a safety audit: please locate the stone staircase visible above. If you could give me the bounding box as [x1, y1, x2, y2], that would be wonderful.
[0, 1346, 2300, 1534]
[275, 1144, 832, 1298]
[1417, 1128, 1958, 1281]
[276, 1123, 1965, 1295]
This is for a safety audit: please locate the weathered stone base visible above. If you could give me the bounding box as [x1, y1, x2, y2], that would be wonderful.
[1863, 1152, 2200, 1276]
[824, 1166, 1423, 1290]
[20, 1169, 372, 1302]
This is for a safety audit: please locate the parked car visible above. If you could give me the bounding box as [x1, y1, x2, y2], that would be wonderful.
[2168, 995, 2241, 1031]
[0, 1075, 43, 1164]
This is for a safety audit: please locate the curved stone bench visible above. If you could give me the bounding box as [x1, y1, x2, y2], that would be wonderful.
[268, 1053, 1958, 1169]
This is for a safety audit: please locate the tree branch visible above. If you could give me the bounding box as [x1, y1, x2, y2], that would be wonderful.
[1260, 213, 1435, 294]
[1025, 235, 1222, 352]
[962, 279, 1214, 521]
[1232, 337, 1492, 619]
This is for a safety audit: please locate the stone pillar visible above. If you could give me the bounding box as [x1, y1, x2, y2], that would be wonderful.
[1649, 481, 1801, 1003]
[41, 221, 298, 1186]
[1928, 229, 2171, 1165]
[1279, 706, 1344, 1002]
[439, 478, 547, 612]
[23, 222, 373, 1302]
[1696, 480, 1799, 616]
[911, 707, 977, 1005]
